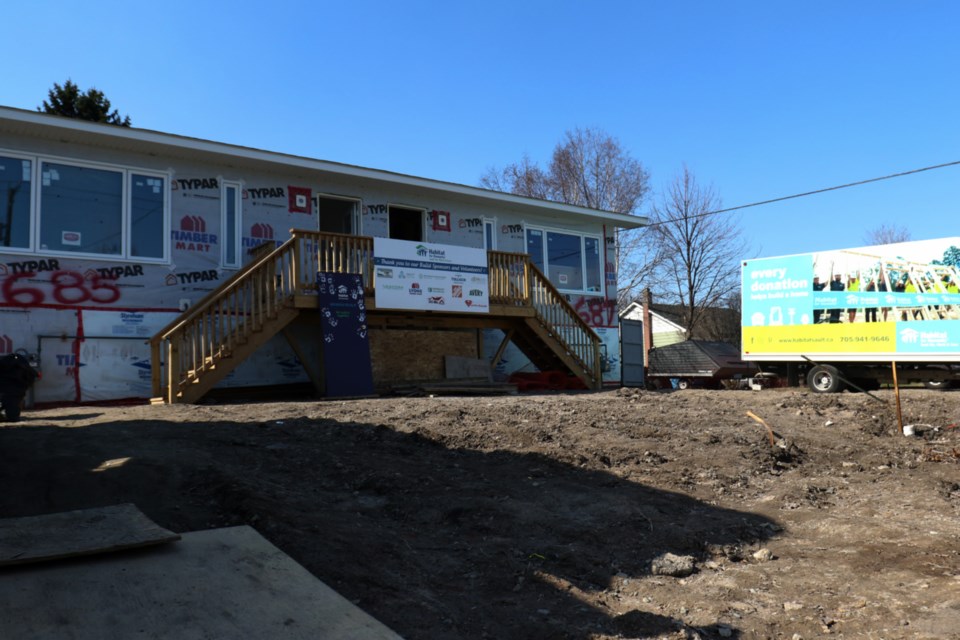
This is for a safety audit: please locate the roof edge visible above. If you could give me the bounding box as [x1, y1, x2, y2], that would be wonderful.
[0, 106, 648, 229]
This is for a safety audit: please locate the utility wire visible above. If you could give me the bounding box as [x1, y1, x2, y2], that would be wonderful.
[642, 159, 960, 227]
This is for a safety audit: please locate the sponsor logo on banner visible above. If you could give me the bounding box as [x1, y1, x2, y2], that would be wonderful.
[428, 296, 445, 305]
[452, 285, 463, 298]
[376, 268, 394, 278]
[409, 283, 422, 295]
[469, 289, 484, 296]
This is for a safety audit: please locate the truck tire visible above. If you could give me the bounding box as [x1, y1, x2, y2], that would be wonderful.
[807, 365, 844, 393]
[677, 378, 690, 390]
[924, 380, 953, 390]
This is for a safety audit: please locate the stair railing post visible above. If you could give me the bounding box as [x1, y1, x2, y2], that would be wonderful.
[291, 230, 301, 295]
[150, 339, 161, 398]
[167, 340, 180, 404]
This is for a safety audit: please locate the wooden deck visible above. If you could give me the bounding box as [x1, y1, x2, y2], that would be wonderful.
[150, 230, 603, 403]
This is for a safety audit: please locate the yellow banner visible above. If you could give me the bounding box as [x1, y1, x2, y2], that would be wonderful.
[743, 322, 896, 355]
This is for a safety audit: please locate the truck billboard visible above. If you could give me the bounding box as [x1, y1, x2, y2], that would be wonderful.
[742, 237, 960, 362]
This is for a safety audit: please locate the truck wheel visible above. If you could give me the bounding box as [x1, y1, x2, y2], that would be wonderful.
[677, 378, 690, 390]
[807, 365, 844, 393]
[924, 380, 953, 390]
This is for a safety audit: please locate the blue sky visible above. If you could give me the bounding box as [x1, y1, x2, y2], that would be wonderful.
[3, 1, 957, 259]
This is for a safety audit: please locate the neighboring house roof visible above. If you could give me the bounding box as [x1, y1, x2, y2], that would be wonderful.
[620, 302, 685, 332]
[620, 300, 739, 342]
[0, 106, 647, 230]
[647, 340, 757, 378]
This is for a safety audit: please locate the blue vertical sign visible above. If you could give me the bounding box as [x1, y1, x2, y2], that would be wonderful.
[317, 272, 374, 397]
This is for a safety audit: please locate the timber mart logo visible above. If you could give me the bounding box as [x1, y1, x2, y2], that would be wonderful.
[252, 223, 274, 239]
[180, 215, 206, 232]
[0, 335, 12, 354]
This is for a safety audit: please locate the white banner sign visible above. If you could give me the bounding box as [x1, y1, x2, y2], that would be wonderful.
[373, 238, 489, 313]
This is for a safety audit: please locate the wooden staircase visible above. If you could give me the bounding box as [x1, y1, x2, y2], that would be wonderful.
[150, 231, 604, 403]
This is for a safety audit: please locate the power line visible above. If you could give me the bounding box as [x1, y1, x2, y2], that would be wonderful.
[643, 159, 960, 227]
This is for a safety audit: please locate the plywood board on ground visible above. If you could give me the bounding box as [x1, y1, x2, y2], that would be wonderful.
[0, 525, 403, 639]
[0, 503, 180, 567]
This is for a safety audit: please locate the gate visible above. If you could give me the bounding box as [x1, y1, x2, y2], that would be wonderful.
[620, 318, 645, 387]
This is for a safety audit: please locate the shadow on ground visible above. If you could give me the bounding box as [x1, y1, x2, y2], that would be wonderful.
[0, 414, 777, 639]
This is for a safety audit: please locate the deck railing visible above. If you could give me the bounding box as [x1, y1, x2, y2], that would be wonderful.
[151, 230, 601, 401]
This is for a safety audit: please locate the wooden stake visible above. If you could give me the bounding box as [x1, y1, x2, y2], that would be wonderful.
[891, 362, 904, 434]
[746, 411, 778, 448]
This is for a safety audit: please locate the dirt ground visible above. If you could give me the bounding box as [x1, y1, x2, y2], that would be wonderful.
[2, 387, 959, 639]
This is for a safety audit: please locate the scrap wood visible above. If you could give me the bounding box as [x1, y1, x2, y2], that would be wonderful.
[0, 503, 180, 567]
[746, 410, 778, 448]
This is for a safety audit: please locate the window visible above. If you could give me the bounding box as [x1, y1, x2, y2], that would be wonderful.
[388, 205, 424, 241]
[40, 162, 123, 255]
[0, 154, 31, 249]
[525, 226, 604, 293]
[222, 181, 241, 268]
[130, 174, 165, 259]
[8, 152, 169, 261]
[483, 218, 496, 250]
[316, 194, 359, 234]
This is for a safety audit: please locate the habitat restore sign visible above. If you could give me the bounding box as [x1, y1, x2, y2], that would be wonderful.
[373, 238, 489, 313]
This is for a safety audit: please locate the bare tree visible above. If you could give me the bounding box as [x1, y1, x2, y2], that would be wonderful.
[481, 127, 653, 304]
[481, 127, 650, 212]
[647, 165, 747, 341]
[863, 223, 911, 246]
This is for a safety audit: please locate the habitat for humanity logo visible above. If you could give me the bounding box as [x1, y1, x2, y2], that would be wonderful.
[414, 245, 448, 260]
[900, 328, 920, 344]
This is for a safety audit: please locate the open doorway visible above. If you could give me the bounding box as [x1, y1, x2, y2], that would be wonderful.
[315, 195, 359, 234]
[388, 205, 425, 241]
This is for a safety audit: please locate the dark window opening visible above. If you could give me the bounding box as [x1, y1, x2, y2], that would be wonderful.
[388, 205, 423, 241]
[316, 196, 356, 234]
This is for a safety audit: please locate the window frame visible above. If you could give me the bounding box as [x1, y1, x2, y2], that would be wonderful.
[128, 170, 170, 262]
[315, 192, 362, 235]
[221, 180, 242, 268]
[524, 224, 605, 295]
[0, 150, 36, 254]
[387, 203, 427, 242]
[2, 148, 171, 263]
[483, 217, 497, 251]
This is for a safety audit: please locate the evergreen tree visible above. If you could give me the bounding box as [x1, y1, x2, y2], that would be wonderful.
[39, 79, 131, 126]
